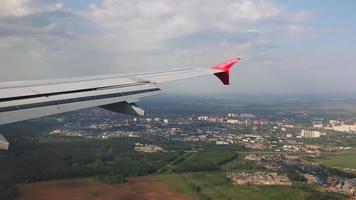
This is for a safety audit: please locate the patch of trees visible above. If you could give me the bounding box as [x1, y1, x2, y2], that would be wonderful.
[0, 183, 19, 200]
[92, 175, 127, 185]
[286, 172, 307, 182]
[0, 138, 178, 188]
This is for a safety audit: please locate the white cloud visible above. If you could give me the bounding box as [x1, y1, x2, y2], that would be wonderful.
[84, 0, 284, 51]
[0, 0, 64, 17]
[229, 0, 282, 21]
[288, 10, 314, 22]
[3, 0, 338, 95]
[55, 3, 64, 11]
[289, 25, 305, 32]
[0, 0, 30, 17]
[288, 25, 319, 34]
[0, 36, 23, 48]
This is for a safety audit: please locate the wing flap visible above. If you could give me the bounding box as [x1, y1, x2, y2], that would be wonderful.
[101, 102, 145, 116]
[0, 87, 162, 125]
[0, 134, 9, 150]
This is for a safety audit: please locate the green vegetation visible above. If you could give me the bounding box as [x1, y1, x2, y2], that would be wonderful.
[175, 148, 237, 172]
[0, 183, 19, 200]
[0, 137, 351, 200]
[0, 137, 182, 199]
[0, 138, 178, 183]
[315, 152, 356, 169]
[221, 156, 265, 172]
[0, 132, 349, 200]
[0, 137, 241, 200]
[91, 175, 127, 185]
[154, 173, 344, 200]
[154, 174, 199, 198]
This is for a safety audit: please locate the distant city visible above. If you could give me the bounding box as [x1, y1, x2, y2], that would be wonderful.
[1, 96, 356, 199]
[47, 111, 356, 154]
[36, 99, 356, 196]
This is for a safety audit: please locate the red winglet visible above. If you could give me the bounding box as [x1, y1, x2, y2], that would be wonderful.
[211, 57, 240, 85]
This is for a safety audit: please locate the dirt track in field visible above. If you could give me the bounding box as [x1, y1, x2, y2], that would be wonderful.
[18, 177, 194, 200]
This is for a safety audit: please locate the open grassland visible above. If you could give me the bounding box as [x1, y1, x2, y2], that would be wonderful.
[221, 157, 265, 172]
[174, 148, 237, 172]
[153, 173, 344, 200]
[315, 151, 356, 169]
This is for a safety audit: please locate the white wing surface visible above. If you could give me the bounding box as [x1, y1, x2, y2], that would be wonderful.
[0, 58, 240, 149]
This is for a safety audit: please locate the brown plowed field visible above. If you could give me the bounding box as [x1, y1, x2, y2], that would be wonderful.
[18, 177, 194, 200]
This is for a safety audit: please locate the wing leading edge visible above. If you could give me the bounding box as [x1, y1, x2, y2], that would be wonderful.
[0, 58, 240, 149]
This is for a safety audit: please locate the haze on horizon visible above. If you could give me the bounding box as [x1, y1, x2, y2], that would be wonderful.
[0, 0, 355, 95]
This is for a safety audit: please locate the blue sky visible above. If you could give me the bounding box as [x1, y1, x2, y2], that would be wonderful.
[0, 0, 355, 95]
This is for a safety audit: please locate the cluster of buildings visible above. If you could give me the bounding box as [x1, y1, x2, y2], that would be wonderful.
[326, 120, 356, 133]
[300, 129, 321, 138]
[98, 131, 139, 139]
[197, 113, 264, 126]
[47, 111, 356, 157]
[49, 129, 83, 137]
[134, 117, 169, 124]
[134, 143, 164, 153]
[298, 119, 356, 140]
[240, 153, 356, 197]
[326, 177, 356, 196]
[312, 120, 356, 133]
[49, 128, 139, 139]
[225, 172, 291, 186]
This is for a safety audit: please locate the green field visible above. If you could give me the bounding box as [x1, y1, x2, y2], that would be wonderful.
[175, 148, 237, 172]
[315, 152, 356, 169]
[221, 158, 264, 172]
[153, 173, 343, 200]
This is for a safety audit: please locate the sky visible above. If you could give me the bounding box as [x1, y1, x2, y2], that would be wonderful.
[0, 0, 355, 95]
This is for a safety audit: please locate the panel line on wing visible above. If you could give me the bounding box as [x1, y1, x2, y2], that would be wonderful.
[0, 88, 161, 112]
[0, 82, 151, 102]
[0, 69, 192, 89]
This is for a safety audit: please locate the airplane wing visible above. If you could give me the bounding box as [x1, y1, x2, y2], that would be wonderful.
[0, 58, 240, 149]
